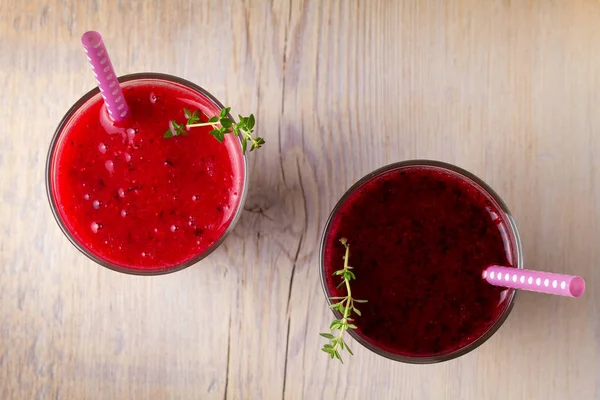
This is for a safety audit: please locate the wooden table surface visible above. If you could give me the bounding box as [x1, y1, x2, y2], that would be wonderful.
[2, 1, 600, 399]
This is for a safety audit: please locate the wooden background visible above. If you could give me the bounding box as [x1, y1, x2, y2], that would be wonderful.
[1, 0, 599, 399]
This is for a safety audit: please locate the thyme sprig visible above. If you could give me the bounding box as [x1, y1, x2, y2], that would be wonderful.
[164, 108, 264, 154]
[320, 238, 367, 363]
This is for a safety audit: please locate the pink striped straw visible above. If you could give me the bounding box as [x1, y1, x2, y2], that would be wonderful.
[483, 265, 585, 298]
[81, 31, 130, 122]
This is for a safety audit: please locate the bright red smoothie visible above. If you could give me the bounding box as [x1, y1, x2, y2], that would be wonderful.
[323, 164, 517, 358]
[48, 77, 245, 272]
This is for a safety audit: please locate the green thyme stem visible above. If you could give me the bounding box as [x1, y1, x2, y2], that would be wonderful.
[320, 238, 367, 363]
[186, 122, 214, 128]
[333, 245, 353, 355]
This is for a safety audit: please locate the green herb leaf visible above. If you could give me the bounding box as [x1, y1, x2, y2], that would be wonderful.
[320, 333, 335, 339]
[247, 114, 255, 130]
[346, 344, 354, 355]
[219, 107, 231, 119]
[210, 129, 224, 142]
[164, 130, 174, 138]
[221, 117, 233, 129]
[171, 121, 187, 136]
[187, 109, 200, 125]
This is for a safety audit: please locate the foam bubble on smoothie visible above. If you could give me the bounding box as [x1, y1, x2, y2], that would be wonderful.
[92, 200, 101, 209]
[118, 188, 125, 198]
[98, 142, 107, 154]
[91, 222, 100, 233]
[105, 160, 114, 173]
[126, 128, 137, 146]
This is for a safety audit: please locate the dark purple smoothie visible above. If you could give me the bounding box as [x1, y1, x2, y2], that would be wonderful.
[323, 164, 518, 358]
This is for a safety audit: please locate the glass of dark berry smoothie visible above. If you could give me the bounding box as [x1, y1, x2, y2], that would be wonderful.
[320, 160, 523, 363]
[46, 73, 247, 275]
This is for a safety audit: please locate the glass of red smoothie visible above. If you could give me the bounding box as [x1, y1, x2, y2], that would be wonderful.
[46, 73, 247, 275]
[320, 160, 523, 363]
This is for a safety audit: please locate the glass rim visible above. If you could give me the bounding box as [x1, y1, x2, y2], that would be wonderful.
[318, 159, 523, 364]
[45, 72, 249, 276]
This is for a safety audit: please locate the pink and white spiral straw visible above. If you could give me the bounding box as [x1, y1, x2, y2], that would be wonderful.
[483, 265, 585, 298]
[81, 31, 130, 122]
